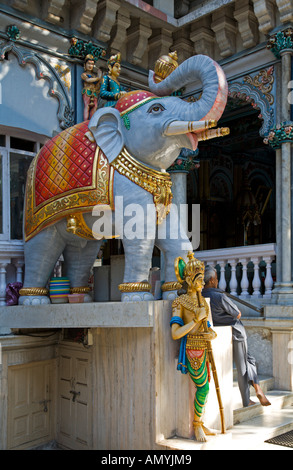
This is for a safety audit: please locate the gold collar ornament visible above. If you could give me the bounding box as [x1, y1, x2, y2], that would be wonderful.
[111, 147, 173, 224]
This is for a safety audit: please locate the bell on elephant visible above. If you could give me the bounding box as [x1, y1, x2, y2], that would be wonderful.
[19, 53, 229, 305]
[66, 215, 79, 235]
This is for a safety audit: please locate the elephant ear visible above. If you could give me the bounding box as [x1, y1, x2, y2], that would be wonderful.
[174, 256, 186, 283]
[88, 107, 124, 163]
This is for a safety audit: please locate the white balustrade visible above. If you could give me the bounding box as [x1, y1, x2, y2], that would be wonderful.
[0, 242, 65, 306]
[0, 241, 24, 306]
[196, 243, 276, 300]
[0, 241, 277, 306]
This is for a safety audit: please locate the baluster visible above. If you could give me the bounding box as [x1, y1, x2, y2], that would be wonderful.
[239, 258, 249, 297]
[263, 256, 274, 297]
[217, 261, 227, 291]
[13, 258, 24, 283]
[251, 257, 261, 297]
[229, 259, 238, 296]
[0, 260, 9, 306]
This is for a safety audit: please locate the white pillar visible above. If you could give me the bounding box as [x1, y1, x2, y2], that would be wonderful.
[274, 148, 282, 289]
[0, 261, 9, 306]
[170, 172, 188, 232]
[263, 256, 274, 298]
[13, 259, 24, 283]
[229, 259, 238, 296]
[239, 258, 249, 297]
[252, 257, 261, 297]
[217, 260, 226, 291]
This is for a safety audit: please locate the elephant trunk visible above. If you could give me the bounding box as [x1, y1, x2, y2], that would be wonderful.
[148, 54, 228, 123]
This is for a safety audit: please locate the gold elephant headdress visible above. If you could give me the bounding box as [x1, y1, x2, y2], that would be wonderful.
[115, 90, 159, 130]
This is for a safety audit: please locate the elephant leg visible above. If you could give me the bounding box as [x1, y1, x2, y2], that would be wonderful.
[63, 238, 103, 302]
[121, 237, 155, 302]
[19, 225, 67, 305]
[156, 207, 193, 300]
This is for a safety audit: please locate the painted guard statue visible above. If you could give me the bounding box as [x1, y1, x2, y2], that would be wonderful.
[170, 252, 225, 442]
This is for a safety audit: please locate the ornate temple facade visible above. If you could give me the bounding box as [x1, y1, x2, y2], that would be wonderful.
[0, 0, 293, 450]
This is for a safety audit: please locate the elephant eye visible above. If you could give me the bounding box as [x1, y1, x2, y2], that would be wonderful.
[147, 103, 165, 114]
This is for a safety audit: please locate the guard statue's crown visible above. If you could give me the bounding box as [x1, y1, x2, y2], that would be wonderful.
[174, 251, 205, 283]
[185, 251, 205, 278]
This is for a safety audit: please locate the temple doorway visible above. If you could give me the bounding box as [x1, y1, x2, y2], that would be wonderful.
[188, 97, 276, 251]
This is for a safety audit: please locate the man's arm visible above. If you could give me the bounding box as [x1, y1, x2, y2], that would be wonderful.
[221, 294, 241, 319]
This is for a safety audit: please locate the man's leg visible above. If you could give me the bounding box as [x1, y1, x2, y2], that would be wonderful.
[247, 352, 271, 406]
[233, 339, 252, 407]
[233, 339, 271, 407]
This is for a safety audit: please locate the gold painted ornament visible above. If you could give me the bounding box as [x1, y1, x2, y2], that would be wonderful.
[154, 51, 179, 83]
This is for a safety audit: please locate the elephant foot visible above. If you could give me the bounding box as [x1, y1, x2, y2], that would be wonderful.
[162, 290, 178, 300]
[83, 293, 93, 303]
[119, 281, 154, 302]
[161, 281, 182, 301]
[18, 295, 51, 306]
[121, 291, 154, 302]
[70, 287, 93, 303]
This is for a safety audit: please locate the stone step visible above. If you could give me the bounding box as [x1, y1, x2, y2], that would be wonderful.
[232, 375, 274, 411]
[157, 404, 293, 450]
[233, 373, 274, 394]
[233, 390, 293, 425]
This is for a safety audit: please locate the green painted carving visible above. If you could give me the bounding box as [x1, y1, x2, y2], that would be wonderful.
[168, 148, 200, 173]
[6, 25, 20, 41]
[267, 28, 293, 59]
[263, 122, 293, 149]
[69, 37, 106, 60]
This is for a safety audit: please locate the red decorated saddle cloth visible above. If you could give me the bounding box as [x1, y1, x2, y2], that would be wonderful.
[24, 121, 114, 241]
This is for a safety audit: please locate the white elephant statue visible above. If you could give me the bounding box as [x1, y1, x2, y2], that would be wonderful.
[19, 54, 228, 305]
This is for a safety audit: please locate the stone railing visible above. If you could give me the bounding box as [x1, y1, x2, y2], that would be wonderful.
[195, 243, 276, 299]
[0, 241, 276, 305]
[0, 241, 24, 306]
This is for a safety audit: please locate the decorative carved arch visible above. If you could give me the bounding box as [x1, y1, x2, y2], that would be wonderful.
[209, 169, 233, 202]
[0, 40, 74, 129]
[228, 81, 274, 137]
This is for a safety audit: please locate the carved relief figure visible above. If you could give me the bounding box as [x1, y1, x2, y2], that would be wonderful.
[99, 53, 126, 107]
[81, 54, 102, 121]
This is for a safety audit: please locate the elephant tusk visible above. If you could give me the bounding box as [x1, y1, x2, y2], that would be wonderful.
[197, 127, 230, 141]
[164, 119, 217, 136]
